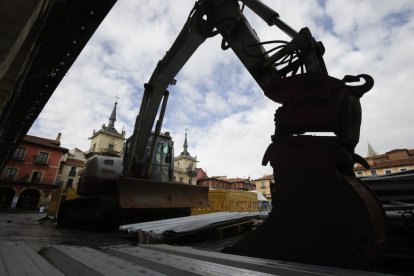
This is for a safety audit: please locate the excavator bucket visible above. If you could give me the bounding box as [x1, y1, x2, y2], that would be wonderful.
[117, 177, 210, 209]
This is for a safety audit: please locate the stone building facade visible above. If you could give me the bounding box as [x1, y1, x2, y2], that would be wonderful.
[86, 101, 125, 158]
[173, 131, 197, 184]
[56, 148, 86, 190]
[251, 175, 274, 200]
[354, 148, 414, 177]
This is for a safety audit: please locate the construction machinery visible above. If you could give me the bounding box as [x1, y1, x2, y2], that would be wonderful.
[62, 0, 387, 268]
[121, 0, 386, 268]
[57, 123, 210, 229]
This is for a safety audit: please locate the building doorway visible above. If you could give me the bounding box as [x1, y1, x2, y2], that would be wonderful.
[16, 189, 41, 210]
[0, 186, 15, 208]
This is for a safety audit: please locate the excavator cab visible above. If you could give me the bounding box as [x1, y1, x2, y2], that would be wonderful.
[124, 132, 174, 182]
[149, 134, 174, 182]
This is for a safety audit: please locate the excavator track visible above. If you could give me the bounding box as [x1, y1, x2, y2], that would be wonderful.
[57, 179, 209, 230]
[57, 195, 196, 230]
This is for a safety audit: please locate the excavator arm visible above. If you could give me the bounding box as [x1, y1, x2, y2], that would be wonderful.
[124, 2, 206, 176]
[125, 0, 330, 176]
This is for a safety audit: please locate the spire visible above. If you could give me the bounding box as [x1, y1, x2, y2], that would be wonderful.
[108, 98, 118, 131]
[367, 141, 377, 157]
[183, 129, 188, 155]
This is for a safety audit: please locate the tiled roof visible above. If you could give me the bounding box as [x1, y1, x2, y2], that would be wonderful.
[354, 148, 414, 170]
[387, 149, 407, 153]
[23, 135, 68, 152]
[253, 175, 273, 181]
[226, 178, 248, 183]
[197, 177, 230, 183]
[65, 157, 85, 167]
[355, 158, 414, 170]
[196, 168, 207, 179]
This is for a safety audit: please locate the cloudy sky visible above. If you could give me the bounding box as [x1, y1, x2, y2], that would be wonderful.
[29, 0, 414, 179]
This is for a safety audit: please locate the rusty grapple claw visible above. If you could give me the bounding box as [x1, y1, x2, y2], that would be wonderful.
[342, 74, 374, 98]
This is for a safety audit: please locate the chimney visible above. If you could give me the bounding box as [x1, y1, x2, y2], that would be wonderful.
[56, 132, 62, 142]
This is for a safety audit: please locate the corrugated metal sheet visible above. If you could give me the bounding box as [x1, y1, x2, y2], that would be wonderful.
[0, 242, 390, 276]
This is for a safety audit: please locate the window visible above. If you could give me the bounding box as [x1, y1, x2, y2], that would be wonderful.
[180, 177, 184, 183]
[384, 169, 392, 175]
[260, 181, 266, 189]
[68, 167, 77, 176]
[36, 152, 49, 164]
[370, 169, 377, 176]
[4, 168, 17, 180]
[356, 171, 363, 177]
[108, 144, 114, 151]
[31, 172, 42, 183]
[12, 147, 25, 160]
[400, 168, 407, 172]
[104, 159, 114, 165]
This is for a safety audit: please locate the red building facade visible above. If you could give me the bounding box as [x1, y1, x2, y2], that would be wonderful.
[0, 134, 68, 210]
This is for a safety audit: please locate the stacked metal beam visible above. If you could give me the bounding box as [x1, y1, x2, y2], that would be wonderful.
[119, 212, 260, 243]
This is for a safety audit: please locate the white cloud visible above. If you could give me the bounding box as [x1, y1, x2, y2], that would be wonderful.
[29, 0, 414, 178]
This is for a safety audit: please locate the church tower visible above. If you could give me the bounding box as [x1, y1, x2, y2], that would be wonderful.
[87, 100, 126, 158]
[173, 130, 198, 184]
[367, 141, 378, 157]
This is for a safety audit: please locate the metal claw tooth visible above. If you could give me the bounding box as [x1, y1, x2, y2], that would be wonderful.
[343, 74, 374, 98]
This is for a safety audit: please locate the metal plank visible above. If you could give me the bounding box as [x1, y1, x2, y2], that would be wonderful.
[120, 212, 260, 244]
[141, 244, 390, 276]
[119, 211, 259, 234]
[0, 242, 63, 276]
[103, 245, 273, 276]
[40, 245, 163, 276]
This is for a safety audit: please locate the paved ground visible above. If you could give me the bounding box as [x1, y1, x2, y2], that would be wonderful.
[0, 211, 245, 252]
[0, 211, 134, 251]
[2, 211, 413, 275]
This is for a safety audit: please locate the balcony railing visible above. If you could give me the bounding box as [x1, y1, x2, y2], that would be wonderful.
[68, 171, 77, 177]
[34, 156, 49, 165]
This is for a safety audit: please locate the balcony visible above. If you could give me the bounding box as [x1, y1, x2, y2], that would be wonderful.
[68, 170, 77, 177]
[33, 154, 49, 165]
